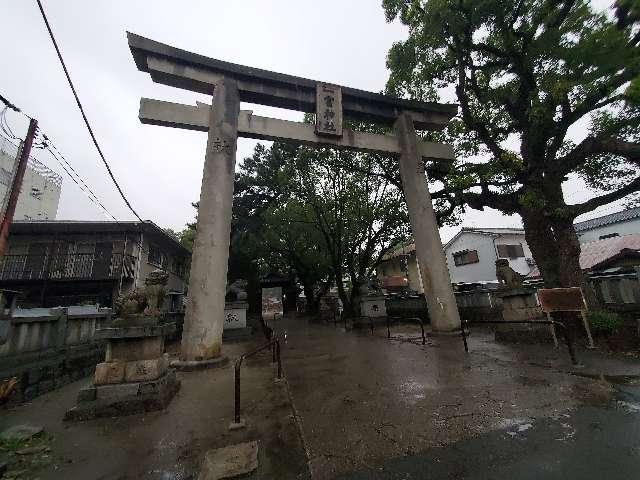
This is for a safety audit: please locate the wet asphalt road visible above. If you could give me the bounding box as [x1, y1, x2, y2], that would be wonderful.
[276, 315, 640, 480]
[337, 401, 640, 479]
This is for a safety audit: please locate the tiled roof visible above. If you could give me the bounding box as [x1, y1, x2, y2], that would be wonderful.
[578, 234, 640, 270]
[528, 234, 640, 277]
[574, 207, 640, 232]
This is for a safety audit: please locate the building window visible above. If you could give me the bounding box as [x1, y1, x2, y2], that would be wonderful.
[497, 244, 525, 259]
[173, 257, 188, 278]
[148, 244, 166, 268]
[453, 249, 479, 266]
[599, 233, 619, 240]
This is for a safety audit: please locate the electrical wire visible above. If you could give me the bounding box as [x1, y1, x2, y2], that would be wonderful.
[1, 108, 17, 140]
[40, 132, 109, 211]
[35, 0, 143, 222]
[31, 131, 118, 221]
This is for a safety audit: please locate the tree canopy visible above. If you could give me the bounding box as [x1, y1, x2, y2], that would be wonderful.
[231, 138, 419, 314]
[383, 0, 640, 288]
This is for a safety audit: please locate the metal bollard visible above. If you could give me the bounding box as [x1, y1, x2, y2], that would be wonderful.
[234, 360, 242, 424]
[276, 340, 282, 379]
[461, 322, 469, 353]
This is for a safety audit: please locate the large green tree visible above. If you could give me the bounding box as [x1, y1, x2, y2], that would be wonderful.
[234, 141, 412, 315]
[232, 143, 334, 313]
[383, 0, 640, 289]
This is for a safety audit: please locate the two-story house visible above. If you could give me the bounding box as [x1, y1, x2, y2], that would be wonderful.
[377, 227, 534, 289]
[0, 220, 190, 308]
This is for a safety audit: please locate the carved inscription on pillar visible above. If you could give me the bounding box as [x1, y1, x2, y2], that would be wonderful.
[315, 83, 343, 137]
[208, 136, 232, 154]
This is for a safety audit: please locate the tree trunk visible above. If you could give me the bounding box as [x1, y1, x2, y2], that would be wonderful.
[303, 283, 319, 315]
[521, 209, 585, 289]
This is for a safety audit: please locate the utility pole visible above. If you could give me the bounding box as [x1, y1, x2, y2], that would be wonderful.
[0, 118, 38, 257]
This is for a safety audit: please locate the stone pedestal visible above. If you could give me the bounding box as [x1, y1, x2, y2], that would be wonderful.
[223, 301, 251, 342]
[360, 295, 387, 318]
[65, 322, 179, 420]
[494, 288, 550, 343]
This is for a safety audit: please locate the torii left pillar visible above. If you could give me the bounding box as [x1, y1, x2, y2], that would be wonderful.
[176, 78, 239, 368]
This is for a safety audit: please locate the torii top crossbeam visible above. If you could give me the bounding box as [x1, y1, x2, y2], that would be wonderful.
[127, 32, 457, 131]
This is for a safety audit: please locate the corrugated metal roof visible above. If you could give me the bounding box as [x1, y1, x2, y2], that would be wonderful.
[574, 207, 640, 232]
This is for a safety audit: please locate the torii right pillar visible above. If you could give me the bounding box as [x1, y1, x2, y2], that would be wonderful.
[395, 112, 461, 332]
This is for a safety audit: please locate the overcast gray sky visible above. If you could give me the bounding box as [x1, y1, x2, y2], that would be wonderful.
[1, 0, 624, 242]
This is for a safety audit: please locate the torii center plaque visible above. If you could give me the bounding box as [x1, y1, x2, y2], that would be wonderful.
[316, 84, 343, 137]
[128, 32, 462, 367]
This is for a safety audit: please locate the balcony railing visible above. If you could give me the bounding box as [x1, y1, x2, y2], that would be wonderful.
[0, 253, 136, 282]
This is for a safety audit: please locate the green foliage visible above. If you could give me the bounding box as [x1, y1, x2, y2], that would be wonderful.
[588, 310, 623, 335]
[178, 226, 196, 252]
[233, 140, 415, 313]
[383, 0, 640, 287]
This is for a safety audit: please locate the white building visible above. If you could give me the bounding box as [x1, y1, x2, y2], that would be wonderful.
[0, 134, 61, 221]
[378, 227, 534, 289]
[378, 208, 640, 289]
[574, 207, 640, 243]
[443, 227, 533, 284]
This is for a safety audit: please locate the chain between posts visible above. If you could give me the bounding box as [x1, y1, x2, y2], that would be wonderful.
[233, 338, 282, 425]
[460, 319, 578, 365]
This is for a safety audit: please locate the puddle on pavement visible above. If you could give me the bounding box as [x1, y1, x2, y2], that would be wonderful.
[398, 380, 429, 405]
[570, 372, 640, 385]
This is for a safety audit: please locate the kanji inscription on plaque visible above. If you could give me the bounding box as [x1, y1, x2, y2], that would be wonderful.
[315, 83, 343, 137]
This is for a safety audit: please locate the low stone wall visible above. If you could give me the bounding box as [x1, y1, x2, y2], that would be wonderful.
[1, 344, 104, 404]
[0, 306, 111, 404]
[385, 296, 429, 320]
[455, 290, 503, 322]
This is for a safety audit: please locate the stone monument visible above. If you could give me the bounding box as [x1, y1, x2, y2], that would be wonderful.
[65, 270, 180, 420]
[223, 279, 251, 341]
[359, 279, 387, 319]
[493, 260, 548, 342]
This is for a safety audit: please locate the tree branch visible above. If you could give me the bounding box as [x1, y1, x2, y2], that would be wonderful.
[570, 174, 640, 216]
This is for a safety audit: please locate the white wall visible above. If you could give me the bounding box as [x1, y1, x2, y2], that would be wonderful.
[0, 146, 61, 221]
[577, 218, 640, 243]
[445, 232, 532, 283]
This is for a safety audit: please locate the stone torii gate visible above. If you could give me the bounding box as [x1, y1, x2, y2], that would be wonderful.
[128, 33, 462, 367]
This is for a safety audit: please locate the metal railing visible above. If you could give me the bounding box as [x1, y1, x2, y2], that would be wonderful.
[233, 338, 282, 425]
[0, 253, 136, 281]
[385, 316, 427, 345]
[460, 319, 578, 365]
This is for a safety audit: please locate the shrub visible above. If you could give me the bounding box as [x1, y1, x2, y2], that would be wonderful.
[588, 310, 623, 336]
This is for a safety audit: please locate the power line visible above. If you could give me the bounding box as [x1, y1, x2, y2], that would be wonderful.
[33, 131, 118, 221]
[0, 94, 20, 113]
[0, 93, 122, 223]
[1, 108, 17, 140]
[35, 0, 143, 222]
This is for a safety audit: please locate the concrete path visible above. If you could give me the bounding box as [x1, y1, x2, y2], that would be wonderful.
[0, 340, 309, 479]
[275, 315, 640, 479]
